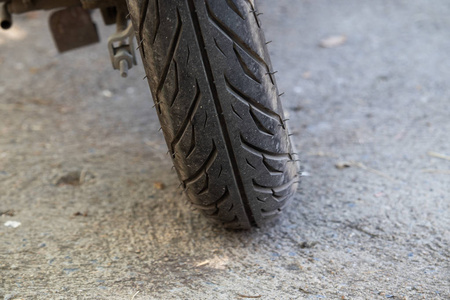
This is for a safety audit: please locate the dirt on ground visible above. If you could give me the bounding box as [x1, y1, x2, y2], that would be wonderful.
[1, 1, 449, 299]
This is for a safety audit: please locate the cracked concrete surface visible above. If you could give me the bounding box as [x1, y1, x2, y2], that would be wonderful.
[0, 0, 449, 299]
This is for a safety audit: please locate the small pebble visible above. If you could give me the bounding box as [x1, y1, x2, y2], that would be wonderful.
[154, 182, 165, 190]
[319, 35, 347, 48]
[4, 221, 21, 228]
[102, 90, 113, 98]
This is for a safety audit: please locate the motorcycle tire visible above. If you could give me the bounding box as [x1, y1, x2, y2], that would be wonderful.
[126, 0, 299, 229]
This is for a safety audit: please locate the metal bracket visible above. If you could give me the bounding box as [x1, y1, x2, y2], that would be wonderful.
[107, 22, 137, 78]
[49, 6, 100, 53]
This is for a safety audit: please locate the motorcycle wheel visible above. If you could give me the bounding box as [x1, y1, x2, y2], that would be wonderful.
[126, 0, 299, 229]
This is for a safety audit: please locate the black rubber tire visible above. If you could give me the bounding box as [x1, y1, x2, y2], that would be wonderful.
[126, 0, 299, 229]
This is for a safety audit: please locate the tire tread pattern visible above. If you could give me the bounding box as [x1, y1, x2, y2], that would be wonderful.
[127, 0, 299, 228]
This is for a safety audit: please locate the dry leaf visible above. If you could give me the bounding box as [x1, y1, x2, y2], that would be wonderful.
[335, 162, 351, 169]
[154, 182, 165, 190]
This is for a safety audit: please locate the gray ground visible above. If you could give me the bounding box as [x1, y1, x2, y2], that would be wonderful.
[1, 0, 449, 299]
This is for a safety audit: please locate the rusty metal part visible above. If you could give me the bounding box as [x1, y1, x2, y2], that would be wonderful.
[49, 6, 99, 53]
[7, 0, 81, 14]
[0, 2, 12, 29]
[81, 0, 126, 10]
[5, 0, 127, 14]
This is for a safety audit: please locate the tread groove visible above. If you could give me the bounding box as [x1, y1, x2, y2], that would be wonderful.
[225, 0, 245, 20]
[186, 45, 190, 65]
[171, 81, 202, 152]
[137, 0, 150, 57]
[261, 200, 291, 218]
[186, 124, 196, 159]
[262, 156, 283, 174]
[222, 215, 239, 227]
[152, 0, 160, 44]
[214, 38, 227, 57]
[240, 134, 290, 160]
[192, 186, 229, 210]
[231, 104, 243, 120]
[249, 106, 274, 136]
[256, 196, 265, 203]
[205, 0, 271, 74]
[246, 158, 256, 170]
[183, 141, 218, 186]
[198, 173, 210, 195]
[233, 45, 262, 84]
[203, 111, 208, 128]
[169, 60, 180, 107]
[156, 8, 183, 112]
[188, 0, 255, 226]
[252, 177, 299, 194]
[225, 75, 282, 124]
